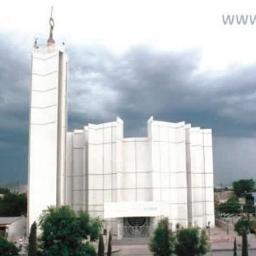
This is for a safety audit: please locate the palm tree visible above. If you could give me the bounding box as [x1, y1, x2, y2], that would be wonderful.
[234, 218, 250, 256]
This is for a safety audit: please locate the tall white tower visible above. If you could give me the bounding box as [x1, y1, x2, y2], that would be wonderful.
[28, 13, 68, 228]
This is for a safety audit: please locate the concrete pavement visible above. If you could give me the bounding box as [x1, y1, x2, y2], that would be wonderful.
[112, 226, 256, 255]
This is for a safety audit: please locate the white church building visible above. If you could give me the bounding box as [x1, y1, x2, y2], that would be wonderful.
[28, 19, 215, 238]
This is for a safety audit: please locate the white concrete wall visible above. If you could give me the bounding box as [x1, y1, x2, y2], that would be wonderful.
[186, 126, 215, 228]
[71, 129, 86, 211]
[66, 117, 215, 231]
[65, 132, 73, 205]
[148, 119, 188, 228]
[203, 129, 215, 227]
[65, 118, 124, 217]
[28, 45, 67, 228]
[87, 118, 123, 218]
[119, 138, 151, 202]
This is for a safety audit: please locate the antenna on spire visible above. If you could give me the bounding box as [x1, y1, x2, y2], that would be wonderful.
[47, 6, 55, 46]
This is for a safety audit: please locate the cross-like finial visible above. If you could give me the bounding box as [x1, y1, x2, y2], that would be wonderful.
[47, 6, 55, 46]
[34, 38, 39, 49]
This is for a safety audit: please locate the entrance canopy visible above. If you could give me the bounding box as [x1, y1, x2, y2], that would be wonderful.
[104, 201, 169, 219]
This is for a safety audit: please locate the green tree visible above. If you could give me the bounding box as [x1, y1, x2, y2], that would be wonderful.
[0, 235, 19, 256]
[149, 217, 174, 256]
[90, 217, 103, 241]
[199, 229, 208, 254]
[107, 231, 112, 256]
[97, 234, 104, 256]
[244, 193, 255, 214]
[39, 206, 102, 256]
[175, 228, 209, 256]
[28, 221, 37, 256]
[0, 192, 27, 216]
[218, 196, 241, 214]
[233, 237, 237, 256]
[233, 179, 255, 197]
[0, 188, 10, 194]
[234, 218, 250, 256]
[249, 218, 256, 234]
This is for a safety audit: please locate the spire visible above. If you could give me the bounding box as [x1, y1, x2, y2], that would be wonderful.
[47, 7, 55, 46]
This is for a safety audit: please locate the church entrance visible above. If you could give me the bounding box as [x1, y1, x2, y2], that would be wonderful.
[123, 217, 151, 238]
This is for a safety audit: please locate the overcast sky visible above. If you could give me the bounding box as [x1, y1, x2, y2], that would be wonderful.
[0, 0, 256, 186]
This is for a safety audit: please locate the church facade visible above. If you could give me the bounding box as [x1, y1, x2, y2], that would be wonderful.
[28, 24, 215, 238]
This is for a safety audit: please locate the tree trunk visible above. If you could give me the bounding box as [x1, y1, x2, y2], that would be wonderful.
[242, 232, 248, 256]
[107, 231, 112, 256]
[233, 237, 237, 256]
[98, 234, 104, 256]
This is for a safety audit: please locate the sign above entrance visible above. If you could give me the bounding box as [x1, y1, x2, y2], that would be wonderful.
[104, 201, 169, 219]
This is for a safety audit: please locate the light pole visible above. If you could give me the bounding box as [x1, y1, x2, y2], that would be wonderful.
[226, 218, 229, 235]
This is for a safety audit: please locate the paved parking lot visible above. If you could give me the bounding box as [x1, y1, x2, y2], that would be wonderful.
[112, 227, 256, 256]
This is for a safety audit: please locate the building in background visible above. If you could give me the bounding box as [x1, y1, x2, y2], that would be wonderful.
[0, 216, 26, 242]
[28, 17, 215, 238]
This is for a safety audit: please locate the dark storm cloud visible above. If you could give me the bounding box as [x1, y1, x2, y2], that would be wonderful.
[214, 137, 256, 186]
[0, 33, 30, 184]
[68, 45, 256, 138]
[0, 34, 256, 185]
